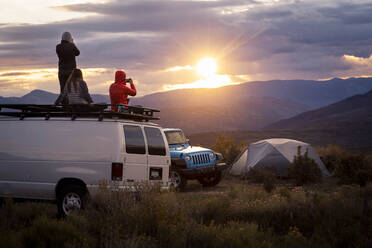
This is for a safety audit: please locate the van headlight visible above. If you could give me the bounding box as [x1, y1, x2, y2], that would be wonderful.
[209, 153, 214, 159]
[185, 155, 191, 162]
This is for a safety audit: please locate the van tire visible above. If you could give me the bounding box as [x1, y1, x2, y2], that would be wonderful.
[57, 184, 87, 217]
[171, 170, 187, 190]
[197, 171, 222, 187]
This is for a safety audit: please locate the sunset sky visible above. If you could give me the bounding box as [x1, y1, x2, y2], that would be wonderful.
[1, 0, 372, 96]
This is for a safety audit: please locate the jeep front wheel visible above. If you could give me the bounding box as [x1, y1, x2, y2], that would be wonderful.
[171, 170, 187, 190]
[197, 171, 222, 187]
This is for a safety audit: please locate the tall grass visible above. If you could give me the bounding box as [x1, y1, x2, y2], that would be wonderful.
[1, 180, 371, 248]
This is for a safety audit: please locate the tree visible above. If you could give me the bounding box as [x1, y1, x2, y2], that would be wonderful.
[288, 146, 322, 186]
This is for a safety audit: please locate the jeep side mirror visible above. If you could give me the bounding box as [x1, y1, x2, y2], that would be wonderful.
[186, 139, 191, 146]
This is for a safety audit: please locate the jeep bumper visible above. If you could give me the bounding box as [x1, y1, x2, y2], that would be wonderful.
[180, 163, 229, 176]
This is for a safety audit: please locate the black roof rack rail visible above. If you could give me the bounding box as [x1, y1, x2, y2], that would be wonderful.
[0, 104, 160, 122]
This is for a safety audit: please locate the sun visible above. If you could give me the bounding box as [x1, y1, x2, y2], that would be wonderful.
[196, 58, 217, 78]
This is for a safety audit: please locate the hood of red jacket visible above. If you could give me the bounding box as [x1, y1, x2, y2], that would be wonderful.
[115, 70, 126, 83]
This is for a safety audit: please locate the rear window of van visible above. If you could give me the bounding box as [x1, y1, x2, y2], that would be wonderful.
[123, 125, 146, 154]
[144, 127, 166, 156]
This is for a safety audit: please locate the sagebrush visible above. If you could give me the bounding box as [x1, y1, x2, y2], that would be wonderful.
[1, 180, 372, 248]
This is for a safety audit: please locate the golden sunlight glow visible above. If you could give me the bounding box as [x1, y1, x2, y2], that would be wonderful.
[343, 54, 372, 65]
[164, 65, 192, 72]
[163, 74, 239, 91]
[0, 68, 111, 96]
[161, 57, 242, 91]
[196, 58, 217, 78]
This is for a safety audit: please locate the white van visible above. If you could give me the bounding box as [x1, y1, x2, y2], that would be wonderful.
[0, 104, 170, 216]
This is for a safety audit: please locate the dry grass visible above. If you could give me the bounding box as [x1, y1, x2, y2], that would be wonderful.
[1, 178, 372, 248]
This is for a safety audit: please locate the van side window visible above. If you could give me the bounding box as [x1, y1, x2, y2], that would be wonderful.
[123, 125, 146, 154]
[144, 127, 166, 156]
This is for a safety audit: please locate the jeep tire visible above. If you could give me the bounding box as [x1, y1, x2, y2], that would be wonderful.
[197, 171, 222, 187]
[57, 184, 87, 217]
[171, 170, 187, 190]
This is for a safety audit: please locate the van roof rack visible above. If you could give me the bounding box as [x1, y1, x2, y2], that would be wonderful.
[0, 104, 159, 122]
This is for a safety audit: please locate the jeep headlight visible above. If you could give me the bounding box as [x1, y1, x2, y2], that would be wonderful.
[216, 153, 224, 161]
[185, 155, 191, 162]
[209, 153, 214, 159]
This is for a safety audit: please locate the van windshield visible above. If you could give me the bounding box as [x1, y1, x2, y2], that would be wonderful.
[165, 131, 187, 145]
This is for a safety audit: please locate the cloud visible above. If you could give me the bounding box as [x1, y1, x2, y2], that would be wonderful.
[343, 54, 372, 66]
[1, 0, 372, 96]
[163, 74, 237, 91]
[164, 65, 193, 72]
[318, 2, 372, 24]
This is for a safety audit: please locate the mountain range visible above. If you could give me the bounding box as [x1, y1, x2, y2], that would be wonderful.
[131, 77, 372, 109]
[189, 89, 372, 153]
[267, 89, 372, 131]
[1, 77, 372, 134]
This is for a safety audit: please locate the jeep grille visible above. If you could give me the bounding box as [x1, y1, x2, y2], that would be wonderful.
[192, 153, 211, 165]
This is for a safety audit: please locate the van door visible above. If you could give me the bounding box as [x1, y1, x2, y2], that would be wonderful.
[122, 124, 148, 182]
[144, 127, 170, 184]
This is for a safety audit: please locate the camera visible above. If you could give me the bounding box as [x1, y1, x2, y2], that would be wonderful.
[126, 78, 132, 83]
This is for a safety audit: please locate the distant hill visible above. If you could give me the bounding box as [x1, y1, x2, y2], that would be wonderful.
[131, 77, 372, 109]
[0, 89, 309, 133]
[154, 97, 308, 133]
[0, 90, 110, 104]
[266, 89, 372, 130]
[188, 129, 372, 154]
[1, 77, 372, 133]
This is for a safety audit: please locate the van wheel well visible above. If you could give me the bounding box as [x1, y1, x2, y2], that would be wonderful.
[55, 178, 88, 198]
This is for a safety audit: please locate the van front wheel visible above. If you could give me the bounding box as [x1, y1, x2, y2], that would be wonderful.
[57, 185, 87, 217]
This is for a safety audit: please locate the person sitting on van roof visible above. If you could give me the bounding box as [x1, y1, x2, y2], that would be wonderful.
[109, 70, 137, 112]
[54, 68, 94, 105]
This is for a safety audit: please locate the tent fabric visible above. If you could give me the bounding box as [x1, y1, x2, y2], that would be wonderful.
[230, 138, 330, 177]
[230, 148, 248, 176]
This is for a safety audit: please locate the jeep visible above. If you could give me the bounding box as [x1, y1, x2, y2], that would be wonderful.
[163, 128, 228, 189]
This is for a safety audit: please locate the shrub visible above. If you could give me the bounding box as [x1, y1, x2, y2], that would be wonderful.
[317, 145, 350, 173]
[246, 167, 276, 183]
[334, 154, 372, 186]
[246, 167, 277, 193]
[22, 215, 93, 248]
[1, 181, 372, 248]
[288, 146, 322, 186]
[211, 135, 246, 164]
[263, 176, 276, 193]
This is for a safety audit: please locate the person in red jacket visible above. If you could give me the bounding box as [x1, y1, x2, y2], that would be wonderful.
[109, 70, 137, 112]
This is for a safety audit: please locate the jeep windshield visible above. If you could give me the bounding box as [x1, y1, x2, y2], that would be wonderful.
[165, 131, 187, 145]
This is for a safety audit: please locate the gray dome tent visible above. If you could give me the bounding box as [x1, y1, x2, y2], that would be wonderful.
[230, 138, 330, 177]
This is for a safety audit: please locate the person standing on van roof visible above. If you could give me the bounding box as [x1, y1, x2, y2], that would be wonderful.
[109, 70, 137, 112]
[54, 68, 93, 105]
[56, 32, 80, 93]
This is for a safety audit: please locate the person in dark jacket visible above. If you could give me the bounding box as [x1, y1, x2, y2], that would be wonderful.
[109, 70, 137, 112]
[56, 32, 80, 93]
[54, 68, 93, 105]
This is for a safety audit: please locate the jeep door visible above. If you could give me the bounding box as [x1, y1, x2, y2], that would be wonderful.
[144, 127, 170, 184]
[122, 124, 148, 182]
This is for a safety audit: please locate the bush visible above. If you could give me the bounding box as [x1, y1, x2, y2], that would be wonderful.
[288, 146, 322, 186]
[1, 181, 372, 248]
[317, 145, 350, 173]
[334, 154, 372, 186]
[22, 215, 93, 248]
[246, 167, 277, 193]
[211, 135, 246, 164]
